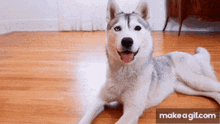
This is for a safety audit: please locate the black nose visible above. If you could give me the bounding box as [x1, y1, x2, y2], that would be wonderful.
[121, 37, 133, 48]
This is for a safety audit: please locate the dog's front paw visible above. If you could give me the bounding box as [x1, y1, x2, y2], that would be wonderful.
[78, 121, 90, 124]
[78, 122, 89, 124]
[78, 119, 91, 124]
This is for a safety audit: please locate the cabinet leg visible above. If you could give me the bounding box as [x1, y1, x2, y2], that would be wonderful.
[178, 20, 183, 36]
[163, 16, 170, 32]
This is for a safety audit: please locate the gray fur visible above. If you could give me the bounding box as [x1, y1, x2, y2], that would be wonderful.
[137, 18, 151, 30]
[107, 12, 151, 31]
[153, 55, 172, 81]
[107, 12, 125, 31]
[132, 12, 151, 30]
[124, 13, 131, 28]
[107, 17, 119, 31]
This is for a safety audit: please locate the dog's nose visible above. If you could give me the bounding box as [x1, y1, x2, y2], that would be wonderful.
[121, 37, 133, 48]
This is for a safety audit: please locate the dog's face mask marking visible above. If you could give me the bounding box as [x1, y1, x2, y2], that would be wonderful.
[106, 0, 152, 64]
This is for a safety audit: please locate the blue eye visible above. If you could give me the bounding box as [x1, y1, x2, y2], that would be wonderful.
[114, 26, 122, 32]
[134, 26, 141, 31]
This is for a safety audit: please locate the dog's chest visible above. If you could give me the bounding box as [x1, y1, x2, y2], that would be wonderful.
[113, 65, 139, 85]
[101, 65, 149, 101]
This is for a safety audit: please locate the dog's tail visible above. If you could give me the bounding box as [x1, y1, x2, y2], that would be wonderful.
[173, 47, 220, 92]
[193, 47, 218, 80]
[194, 47, 210, 64]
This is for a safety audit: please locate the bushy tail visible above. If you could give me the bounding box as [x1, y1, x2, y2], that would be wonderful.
[175, 47, 220, 92]
[194, 47, 210, 64]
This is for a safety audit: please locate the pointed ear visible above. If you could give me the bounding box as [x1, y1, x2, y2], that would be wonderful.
[134, 0, 149, 20]
[106, 0, 122, 23]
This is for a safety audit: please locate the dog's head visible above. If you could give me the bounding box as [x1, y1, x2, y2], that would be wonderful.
[106, 0, 153, 64]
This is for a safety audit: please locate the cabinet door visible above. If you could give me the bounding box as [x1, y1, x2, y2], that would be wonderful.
[191, 0, 220, 21]
[169, 0, 179, 17]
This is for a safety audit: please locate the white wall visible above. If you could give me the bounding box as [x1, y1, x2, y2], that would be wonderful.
[57, 0, 107, 31]
[0, 0, 220, 35]
[0, 0, 58, 34]
[56, 0, 168, 31]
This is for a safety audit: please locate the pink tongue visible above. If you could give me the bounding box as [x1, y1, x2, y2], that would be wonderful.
[121, 53, 134, 63]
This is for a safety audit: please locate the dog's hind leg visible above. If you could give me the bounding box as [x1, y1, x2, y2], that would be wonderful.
[171, 51, 220, 93]
[176, 67, 220, 92]
[175, 80, 220, 105]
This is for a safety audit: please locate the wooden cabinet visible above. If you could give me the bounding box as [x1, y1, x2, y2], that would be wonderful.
[163, 0, 220, 35]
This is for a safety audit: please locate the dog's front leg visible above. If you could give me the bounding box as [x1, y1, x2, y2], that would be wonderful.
[115, 107, 143, 124]
[78, 98, 106, 124]
[116, 86, 149, 124]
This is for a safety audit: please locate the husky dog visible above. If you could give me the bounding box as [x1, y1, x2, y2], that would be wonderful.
[79, 0, 220, 123]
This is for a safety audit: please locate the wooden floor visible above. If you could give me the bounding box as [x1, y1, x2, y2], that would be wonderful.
[0, 31, 220, 124]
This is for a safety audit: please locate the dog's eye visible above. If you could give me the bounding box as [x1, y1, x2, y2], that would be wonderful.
[114, 26, 122, 32]
[134, 26, 142, 31]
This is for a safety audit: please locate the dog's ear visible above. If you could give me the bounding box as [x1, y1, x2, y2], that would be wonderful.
[134, 0, 149, 20]
[106, 0, 122, 23]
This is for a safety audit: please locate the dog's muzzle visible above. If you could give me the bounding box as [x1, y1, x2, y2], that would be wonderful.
[117, 48, 140, 63]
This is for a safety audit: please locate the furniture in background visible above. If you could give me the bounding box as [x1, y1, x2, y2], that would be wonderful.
[163, 0, 220, 35]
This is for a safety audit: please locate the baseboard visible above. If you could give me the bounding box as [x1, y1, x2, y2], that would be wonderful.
[1, 18, 219, 35]
[0, 19, 58, 35]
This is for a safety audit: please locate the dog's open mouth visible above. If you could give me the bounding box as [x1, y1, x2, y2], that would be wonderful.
[117, 48, 139, 63]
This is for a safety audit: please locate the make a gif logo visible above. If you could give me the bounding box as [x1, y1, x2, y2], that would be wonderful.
[156, 109, 219, 123]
